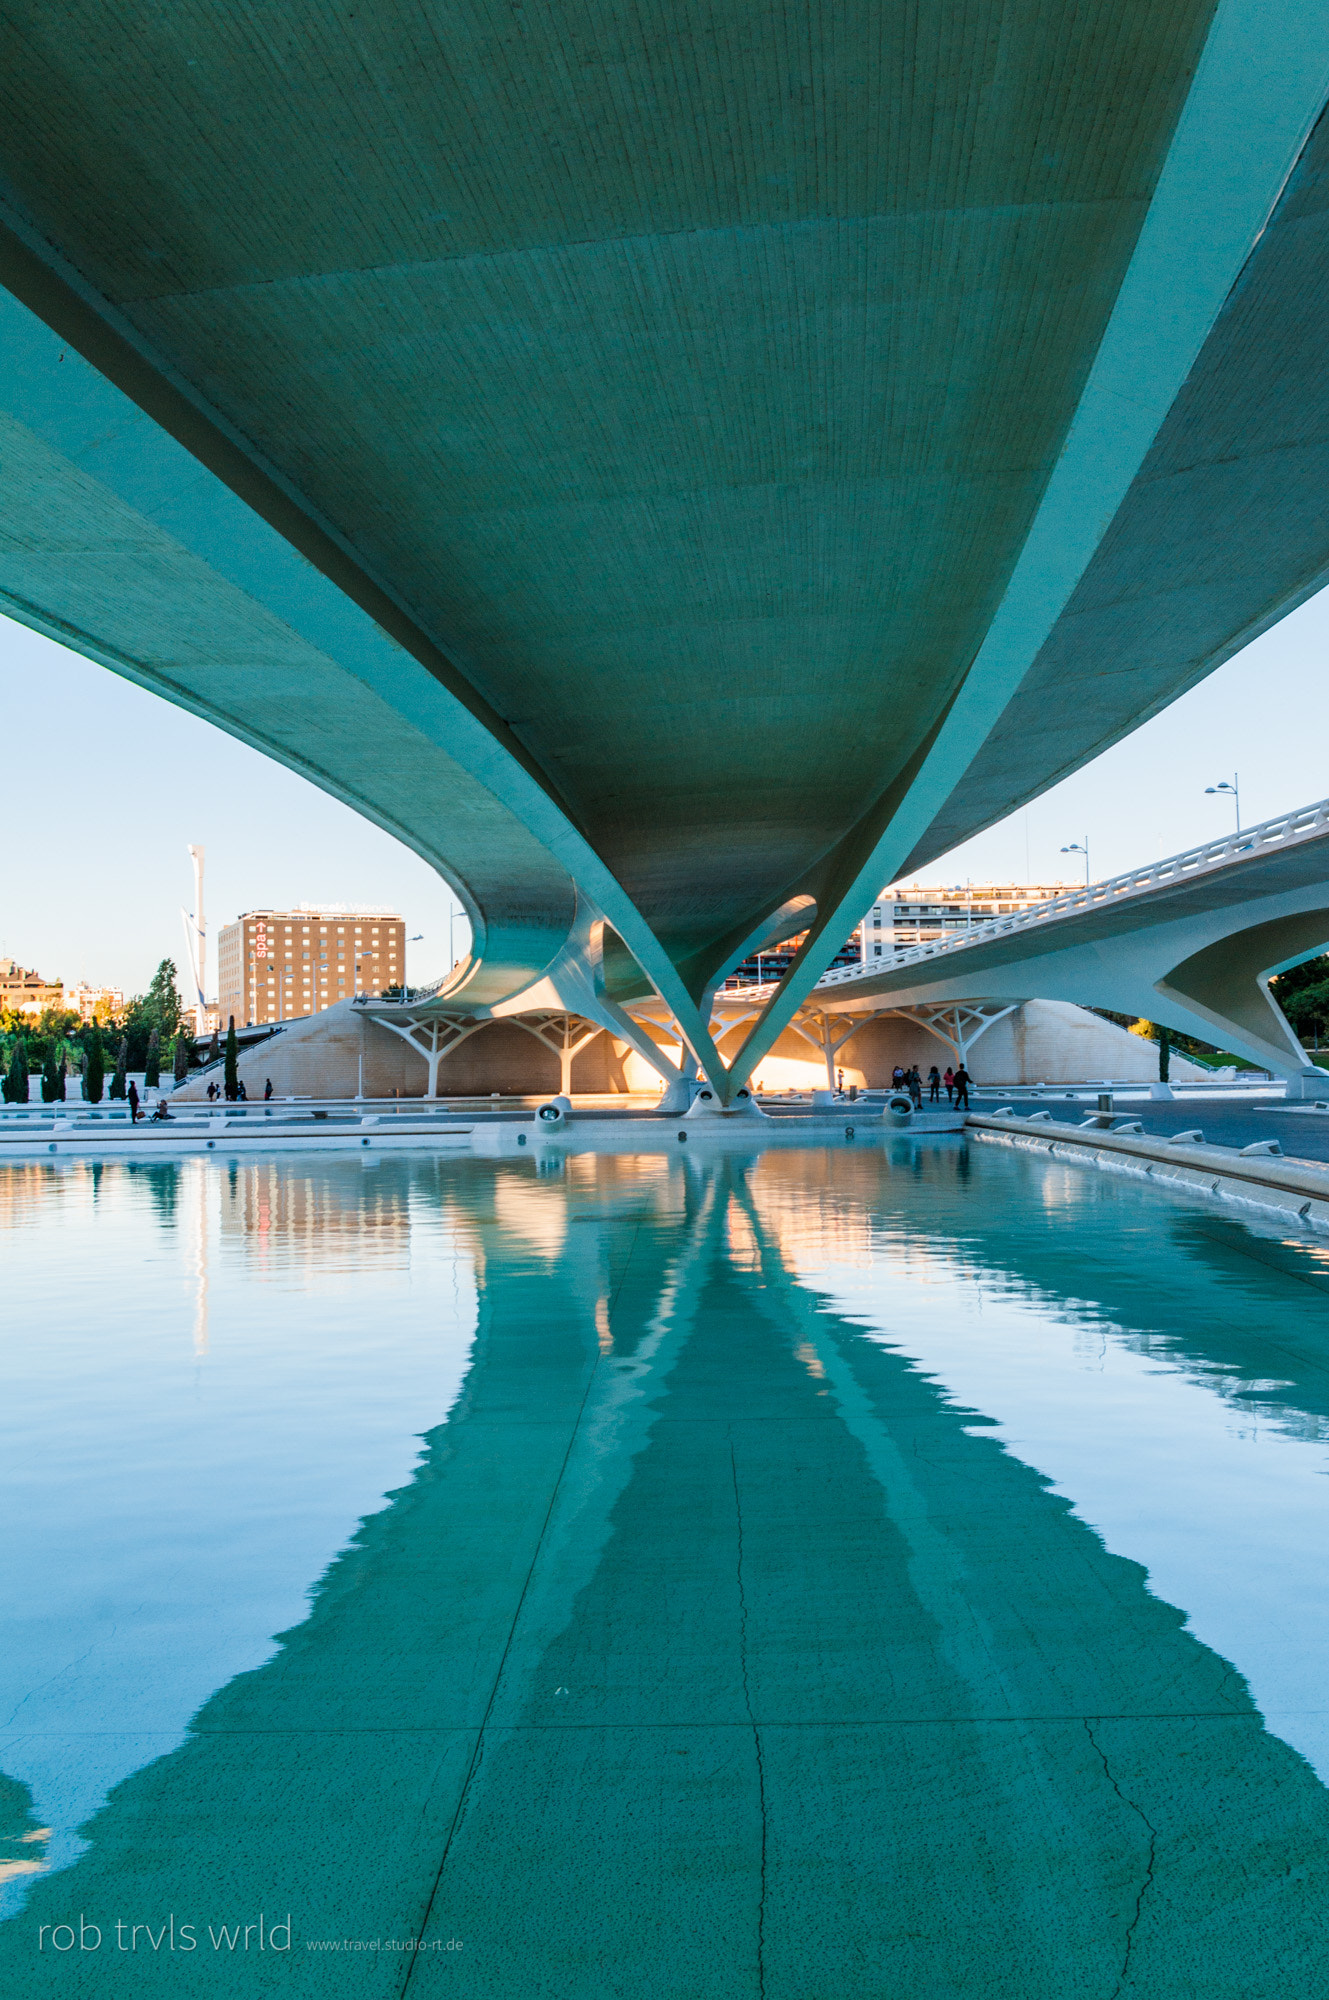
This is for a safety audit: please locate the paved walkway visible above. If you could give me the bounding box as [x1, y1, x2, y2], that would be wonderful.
[975, 1091, 1329, 1165]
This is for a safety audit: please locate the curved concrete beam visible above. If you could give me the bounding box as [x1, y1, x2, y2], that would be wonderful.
[801, 833, 1329, 1082]
[724, 0, 1329, 1089]
[0, 253, 725, 1074]
[1156, 913, 1329, 1078]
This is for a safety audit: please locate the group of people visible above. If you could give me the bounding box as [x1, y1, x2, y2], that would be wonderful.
[125, 1073, 277, 1120]
[203, 1077, 275, 1103]
[126, 1080, 173, 1124]
[890, 1062, 971, 1109]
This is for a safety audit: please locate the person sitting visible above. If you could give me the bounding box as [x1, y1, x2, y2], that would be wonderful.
[152, 1098, 171, 1121]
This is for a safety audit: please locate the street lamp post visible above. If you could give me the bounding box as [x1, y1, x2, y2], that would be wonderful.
[1205, 773, 1241, 832]
[1060, 838, 1090, 887]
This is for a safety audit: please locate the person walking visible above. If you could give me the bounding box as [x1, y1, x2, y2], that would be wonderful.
[943, 1067, 955, 1105]
[953, 1064, 971, 1110]
[928, 1065, 941, 1103]
[127, 1078, 140, 1124]
[907, 1065, 922, 1109]
[264, 1077, 274, 1101]
[237, 1079, 248, 1102]
[892, 1064, 906, 1090]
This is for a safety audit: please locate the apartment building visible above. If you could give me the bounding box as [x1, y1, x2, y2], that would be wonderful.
[725, 883, 1081, 987]
[0, 959, 63, 1014]
[65, 982, 124, 1023]
[859, 883, 1079, 960]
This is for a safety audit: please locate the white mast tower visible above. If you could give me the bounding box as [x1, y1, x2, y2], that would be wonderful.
[181, 845, 208, 1037]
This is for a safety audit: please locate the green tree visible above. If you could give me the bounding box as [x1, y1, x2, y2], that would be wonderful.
[55, 1053, 67, 1102]
[1158, 1024, 1171, 1082]
[84, 1027, 105, 1105]
[144, 1027, 161, 1091]
[4, 1037, 29, 1105]
[173, 1033, 190, 1085]
[1271, 955, 1329, 1048]
[40, 1048, 58, 1103]
[118, 961, 184, 1069]
[145, 959, 181, 1043]
[109, 1036, 128, 1101]
[224, 1017, 239, 1101]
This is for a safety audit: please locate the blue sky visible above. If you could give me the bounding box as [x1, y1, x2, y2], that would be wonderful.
[4, 587, 1327, 998]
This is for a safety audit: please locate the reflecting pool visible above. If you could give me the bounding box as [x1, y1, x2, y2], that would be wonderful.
[4, 1140, 1329, 1995]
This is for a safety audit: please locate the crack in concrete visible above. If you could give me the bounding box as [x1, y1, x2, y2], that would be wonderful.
[398, 1350, 607, 1999]
[730, 1440, 767, 2000]
[1084, 1718, 1157, 1999]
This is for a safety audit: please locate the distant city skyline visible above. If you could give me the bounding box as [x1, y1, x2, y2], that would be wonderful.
[4, 580, 1329, 1000]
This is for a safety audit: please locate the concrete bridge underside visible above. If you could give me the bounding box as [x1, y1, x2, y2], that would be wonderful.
[4, 5, 1329, 1092]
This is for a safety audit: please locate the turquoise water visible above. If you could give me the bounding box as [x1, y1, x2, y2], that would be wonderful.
[4, 1139, 1329, 1994]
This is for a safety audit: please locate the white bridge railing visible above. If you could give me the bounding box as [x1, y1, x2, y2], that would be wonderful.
[808, 794, 1329, 990]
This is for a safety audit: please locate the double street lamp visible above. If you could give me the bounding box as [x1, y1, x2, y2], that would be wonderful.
[1205, 773, 1241, 832]
[1060, 837, 1090, 887]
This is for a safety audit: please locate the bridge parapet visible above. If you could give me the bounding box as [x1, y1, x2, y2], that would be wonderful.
[804, 796, 1329, 996]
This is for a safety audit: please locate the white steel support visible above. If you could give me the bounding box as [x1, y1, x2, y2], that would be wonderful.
[510, 1013, 606, 1096]
[805, 1010, 878, 1090]
[369, 1012, 490, 1098]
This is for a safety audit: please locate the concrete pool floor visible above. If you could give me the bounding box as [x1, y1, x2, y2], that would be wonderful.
[5, 1144, 1329, 1994]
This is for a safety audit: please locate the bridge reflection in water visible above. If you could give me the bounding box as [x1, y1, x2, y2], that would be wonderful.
[4, 1142, 1329, 1996]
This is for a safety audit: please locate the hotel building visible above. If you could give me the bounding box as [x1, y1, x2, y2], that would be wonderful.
[217, 907, 406, 1027]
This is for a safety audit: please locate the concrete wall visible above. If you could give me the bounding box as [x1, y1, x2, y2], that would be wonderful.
[172, 996, 1214, 1101]
[173, 1003, 638, 1100]
[970, 999, 1210, 1083]
[720, 1000, 1212, 1090]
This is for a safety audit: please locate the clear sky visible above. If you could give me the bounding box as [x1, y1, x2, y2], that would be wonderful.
[3, 585, 1327, 998]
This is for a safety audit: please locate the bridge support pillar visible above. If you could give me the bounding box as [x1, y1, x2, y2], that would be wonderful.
[1282, 1069, 1329, 1100]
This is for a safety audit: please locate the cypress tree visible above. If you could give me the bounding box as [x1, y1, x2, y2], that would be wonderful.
[6, 1038, 29, 1105]
[224, 1017, 239, 1101]
[85, 1028, 105, 1105]
[207, 1027, 220, 1067]
[109, 1036, 129, 1100]
[40, 1048, 58, 1103]
[56, 1053, 67, 1102]
[173, 1033, 190, 1085]
[1158, 1025, 1171, 1083]
[144, 1027, 161, 1091]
